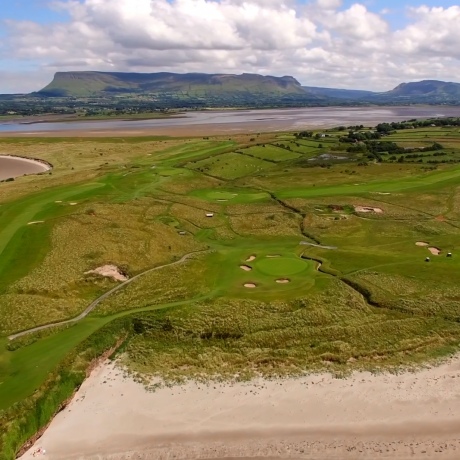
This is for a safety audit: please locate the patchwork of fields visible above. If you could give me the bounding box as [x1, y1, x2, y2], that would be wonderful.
[2, 121, 460, 456]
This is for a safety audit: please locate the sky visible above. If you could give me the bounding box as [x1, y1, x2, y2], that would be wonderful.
[0, 0, 459, 93]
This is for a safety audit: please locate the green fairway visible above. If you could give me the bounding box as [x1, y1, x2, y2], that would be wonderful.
[190, 188, 270, 203]
[3, 122, 460, 458]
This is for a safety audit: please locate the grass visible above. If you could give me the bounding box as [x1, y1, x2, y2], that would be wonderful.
[255, 256, 309, 276]
[241, 145, 301, 162]
[3, 125, 460, 451]
[186, 151, 276, 179]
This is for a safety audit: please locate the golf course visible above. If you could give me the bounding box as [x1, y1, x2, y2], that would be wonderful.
[2, 119, 460, 458]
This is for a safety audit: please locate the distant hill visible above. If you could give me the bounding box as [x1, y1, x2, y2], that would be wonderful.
[302, 80, 460, 104]
[18, 73, 460, 110]
[302, 86, 376, 100]
[37, 71, 307, 98]
[383, 80, 460, 102]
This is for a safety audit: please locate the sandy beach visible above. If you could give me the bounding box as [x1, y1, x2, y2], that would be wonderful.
[0, 154, 51, 180]
[19, 356, 460, 460]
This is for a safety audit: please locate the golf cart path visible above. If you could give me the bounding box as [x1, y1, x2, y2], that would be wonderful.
[8, 250, 208, 341]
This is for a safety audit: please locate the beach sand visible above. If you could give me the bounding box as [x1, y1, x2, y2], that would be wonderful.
[0, 154, 50, 180]
[19, 357, 460, 459]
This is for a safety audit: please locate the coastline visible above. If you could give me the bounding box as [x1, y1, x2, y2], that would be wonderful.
[0, 154, 53, 170]
[0, 154, 52, 181]
[19, 356, 460, 459]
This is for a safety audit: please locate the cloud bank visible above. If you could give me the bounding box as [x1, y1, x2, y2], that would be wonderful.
[2, 0, 460, 92]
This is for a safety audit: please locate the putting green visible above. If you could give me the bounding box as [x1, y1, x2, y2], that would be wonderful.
[255, 257, 308, 276]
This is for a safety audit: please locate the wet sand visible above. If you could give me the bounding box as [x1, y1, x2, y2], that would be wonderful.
[1, 106, 459, 137]
[19, 356, 460, 459]
[0, 155, 50, 180]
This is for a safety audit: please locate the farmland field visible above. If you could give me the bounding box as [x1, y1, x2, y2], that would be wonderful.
[2, 119, 460, 457]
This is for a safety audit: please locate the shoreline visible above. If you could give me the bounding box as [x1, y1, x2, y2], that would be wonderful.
[18, 355, 460, 459]
[0, 154, 52, 181]
[0, 153, 53, 170]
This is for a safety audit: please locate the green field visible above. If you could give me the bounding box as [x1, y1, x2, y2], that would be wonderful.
[2, 121, 460, 457]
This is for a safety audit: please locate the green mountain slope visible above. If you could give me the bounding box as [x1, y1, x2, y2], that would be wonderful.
[38, 71, 306, 97]
[302, 80, 460, 104]
[382, 80, 460, 102]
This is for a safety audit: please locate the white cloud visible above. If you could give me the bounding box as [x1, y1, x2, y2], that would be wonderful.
[1, 0, 460, 92]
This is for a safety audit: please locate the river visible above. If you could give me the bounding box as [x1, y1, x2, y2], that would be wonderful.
[0, 106, 459, 135]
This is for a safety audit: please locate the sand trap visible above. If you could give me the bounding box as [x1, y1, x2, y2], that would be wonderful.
[276, 279, 291, 284]
[55, 201, 62, 203]
[355, 206, 383, 214]
[429, 247, 441, 256]
[69, 202, 78, 206]
[246, 255, 256, 262]
[27, 221, 44, 225]
[266, 254, 281, 258]
[244, 283, 257, 288]
[416, 241, 429, 247]
[240, 265, 252, 272]
[217, 199, 228, 202]
[85, 265, 128, 282]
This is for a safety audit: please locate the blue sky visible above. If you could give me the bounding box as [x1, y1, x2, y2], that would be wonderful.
[1, 0, 459, 93]
[0, 1, 70, 23]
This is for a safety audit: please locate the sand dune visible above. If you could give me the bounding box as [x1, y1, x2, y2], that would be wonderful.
[19, 355, 460, 460]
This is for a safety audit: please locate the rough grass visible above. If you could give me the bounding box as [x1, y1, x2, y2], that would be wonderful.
[186, 152, 276, 179]
[3, 126, 460, 417]
[95, 256, 215, 316]
[242, 145, 300, 162]
[123, 279, 460, 382]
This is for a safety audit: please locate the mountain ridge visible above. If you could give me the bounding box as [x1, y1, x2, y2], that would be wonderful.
[37, 71, 307, 98]
[34, 72, 460, 105]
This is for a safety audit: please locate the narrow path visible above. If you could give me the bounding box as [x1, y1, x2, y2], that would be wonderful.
[8, 250, 209, 341]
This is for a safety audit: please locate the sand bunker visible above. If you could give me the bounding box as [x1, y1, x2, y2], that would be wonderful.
[240, 265, 252, 272]
[266, 254, 281, 258]
[246, 255, 256, 262]
[276, 279, 291, 284]
[27, 221, 44, 225]
[69, 202, 78, 206]
[429, 247, 441, 256]
[244, 283, 257, 288]
[55, 201, 62, 203]
[85, 265, 128, 282]
[416, 242, 429, 247]
[355, 206, 383, 214]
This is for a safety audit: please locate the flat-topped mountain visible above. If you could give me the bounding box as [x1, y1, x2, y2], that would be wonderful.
[10, 73, 458, 111]
[37, 71, 306, 98]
